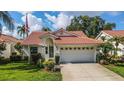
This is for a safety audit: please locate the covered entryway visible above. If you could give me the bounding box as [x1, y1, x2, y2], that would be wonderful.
[45, 38, 54, 58]
[60, 46, 96, 63]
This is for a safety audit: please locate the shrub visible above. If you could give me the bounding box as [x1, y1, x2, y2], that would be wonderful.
[37, 61, 44, 68]
[23, 56, 28, 61]
[43, 60, 55, 71]
[37, 56, 45, 68]
[96, 52, 104, 63]
[55, 55, 60, 65]
[10, 55, 22, 61]
[14, 42, 22, 54]
[0, 42, 6, 56]
[12, 52, 17, 55]
[31, 53, 41, 65]
[41, 55, 45, 62]
[0, 57, 10, 64]
[48, 59, 54, 61]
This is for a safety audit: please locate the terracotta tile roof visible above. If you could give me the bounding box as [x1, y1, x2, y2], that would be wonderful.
[21, 31, 49, 45]
[67, 31, 87, 37]
[55, 37, 102, 45]
[22, 30, 102, 45]
[103, 30, 124, 37]
[0, 34, 19, 43]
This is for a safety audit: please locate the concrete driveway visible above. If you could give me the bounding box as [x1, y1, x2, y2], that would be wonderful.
[61, 63, 124, 81]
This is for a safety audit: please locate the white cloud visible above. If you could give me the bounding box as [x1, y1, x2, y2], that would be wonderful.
[2, 25, 21, 39]
[45, 13, 73, 29]
[18, 11, 33, 15]
[2, 26, 12, 36]
[21, 13, 43, 31]
[106, 11, 122, 16]
[2, 12, 43, 39]
[62, 11, 121, 17]
[62, 11, 104, 17]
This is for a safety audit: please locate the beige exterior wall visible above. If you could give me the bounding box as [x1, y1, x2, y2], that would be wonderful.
[1, 42, 16, 58]
[2, 43, 11, 58]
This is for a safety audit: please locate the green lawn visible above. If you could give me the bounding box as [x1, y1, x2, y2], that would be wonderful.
[104, 64, 124, 77]
[0, 62, 62, 81]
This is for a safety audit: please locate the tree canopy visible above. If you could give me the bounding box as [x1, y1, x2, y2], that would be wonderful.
[66, 15, 116, 38]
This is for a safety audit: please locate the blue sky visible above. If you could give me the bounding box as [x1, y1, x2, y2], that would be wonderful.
[2, 11, 124, 38]
[9, 11, 124, 30]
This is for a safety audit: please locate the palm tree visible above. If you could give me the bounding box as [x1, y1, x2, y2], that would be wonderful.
[109, 36, 124, 56]
[0, 11, 14, 34]
[17, 25, 27, 39]
[103, 23, 116, 30]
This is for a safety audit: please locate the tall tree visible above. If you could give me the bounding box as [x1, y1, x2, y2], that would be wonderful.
[66, 15, 116, 38]
[17, 25, 27, 39]
[0, 11, 14, 34]
[66, 16, 90, 34]
[103, 23, 116, 30]
[88, 16, 105, 37]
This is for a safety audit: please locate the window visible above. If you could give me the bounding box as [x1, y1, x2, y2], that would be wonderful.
[69, 47, 72, 50]
[90, 47, 94, 50]
[86, 47, 89, 50]
[45, 47, 48, 54]
[74, 47, 76, 50]
[65, 48, 68, 50]
[78, 47, 80, 50]
[60, 48, 63, 50]
[30, 47, 38, 54]
[82, 47, 85, 50]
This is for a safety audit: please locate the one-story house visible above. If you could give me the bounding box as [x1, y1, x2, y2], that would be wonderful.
[22, 29, 102, 63]
[0, 34, 21, 58]
[96, 30, 124, 56]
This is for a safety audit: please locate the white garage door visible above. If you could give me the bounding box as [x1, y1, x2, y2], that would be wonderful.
[60, 48, 95, 63]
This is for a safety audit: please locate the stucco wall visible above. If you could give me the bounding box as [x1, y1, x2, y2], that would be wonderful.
[2, 43, 11, 58]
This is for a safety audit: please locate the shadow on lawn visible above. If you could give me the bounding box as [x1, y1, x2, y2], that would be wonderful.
[0, 63, 40, 72]
[115, 64, 124, 67]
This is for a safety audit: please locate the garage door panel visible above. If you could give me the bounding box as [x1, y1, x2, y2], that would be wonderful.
[60, 50, 95, 63]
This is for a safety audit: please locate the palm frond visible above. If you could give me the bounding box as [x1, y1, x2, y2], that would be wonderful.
[0, 11, 14, 31]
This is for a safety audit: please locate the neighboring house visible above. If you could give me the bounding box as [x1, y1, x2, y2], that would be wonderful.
[96, 30, 124, 56]
[22, 29, 102, 63]
[0, 34, 21, 58]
